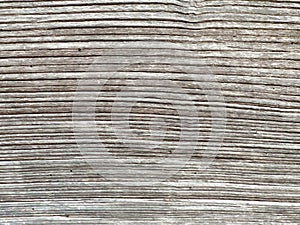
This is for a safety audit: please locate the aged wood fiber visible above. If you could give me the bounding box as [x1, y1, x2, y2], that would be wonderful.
[1, 0, 300, 224]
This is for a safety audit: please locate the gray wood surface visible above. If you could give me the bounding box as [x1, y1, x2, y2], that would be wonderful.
[1, 0, 300, 224]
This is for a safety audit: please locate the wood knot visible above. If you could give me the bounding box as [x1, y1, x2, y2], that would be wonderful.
[187, 0, 203, 19]
[189, 0, 201, 8]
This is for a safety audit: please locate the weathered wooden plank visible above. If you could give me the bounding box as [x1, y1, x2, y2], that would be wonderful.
[0, 0, 299, 224]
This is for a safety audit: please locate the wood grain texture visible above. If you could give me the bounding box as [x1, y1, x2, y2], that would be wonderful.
[0, 0, 300, 224]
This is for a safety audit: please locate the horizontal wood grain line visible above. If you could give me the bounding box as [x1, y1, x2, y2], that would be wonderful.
[0, 0, 299, 9]
[2, 23, 300, 33]
[1, 28, 299, 39]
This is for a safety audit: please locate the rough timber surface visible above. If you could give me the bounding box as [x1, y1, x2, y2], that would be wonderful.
[0, 0, 300, 224]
